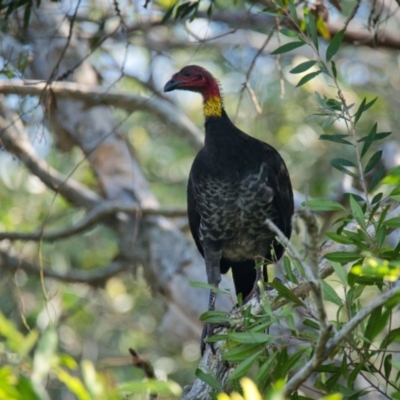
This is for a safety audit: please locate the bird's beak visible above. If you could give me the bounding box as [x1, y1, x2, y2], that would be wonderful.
[164, 78, 180, 92]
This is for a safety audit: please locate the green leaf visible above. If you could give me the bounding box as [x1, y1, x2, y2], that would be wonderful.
[322, 281, 343, 306]
[289, 60, 317, 74]
[280, 28, 298, 38]
[319, 134, 351, 145]
[284, 256, 298, 283]
[222, 344, 261, 362]
[161, 5, 175, 23]
[296, 70, 322, 87]
[360, 123, 377, 158]
[269, 279, 305, 307]
[228, 350, 263, 381]
[350, 195, 366, 230]
[227, 332, 274, 344]
[199, 311, 231, 323]
[380, 327, 400, 349]
[307, 14, 318, 50]
[354, 97, 378, 125]
[331, 261, 347, 285]
[369, 167, 384, 192]
[364, 150, 382, 174]
[324, 252, 362, 263]
[325, 232, 353, 244]
[330, 158, 358, 178]
[303, 318, 320, 330]
[189, 281, 228, 294]
[255, 352, 278, 383]
[326, 29, 345, 61]
[271, 41, 305, 55]
[383, 217, 400, 228]
[363, 306, 382, 348]
[195, 369, 222, 392]
[384, 354, 392, 379]
[288, 1, 299, 24]
[331, 60, 337, 79]
[303, 199, 346, 211]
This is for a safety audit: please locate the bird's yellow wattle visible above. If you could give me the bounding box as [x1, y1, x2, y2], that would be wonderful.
[203, 96, 222, 117]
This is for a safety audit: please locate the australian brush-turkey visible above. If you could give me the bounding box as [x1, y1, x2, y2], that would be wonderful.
[164, 65, 294, 351]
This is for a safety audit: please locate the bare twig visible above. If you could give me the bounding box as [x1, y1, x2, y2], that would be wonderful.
[0, 114, 100, 209]
[0, 202, 187, 242]
[0, 250, 127, 285]
[0, 80, 204, 151]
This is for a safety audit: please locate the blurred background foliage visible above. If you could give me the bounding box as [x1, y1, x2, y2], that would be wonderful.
[0, 0, 400, 398]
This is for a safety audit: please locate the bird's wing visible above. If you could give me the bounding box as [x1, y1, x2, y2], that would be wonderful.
[187, 175, 204, 257]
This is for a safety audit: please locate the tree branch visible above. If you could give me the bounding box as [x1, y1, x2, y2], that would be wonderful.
[0, 112, 100, 209]
[0, 250, 127, 286]
[0, 80, 203, 151]
[0, 202, 187, 242]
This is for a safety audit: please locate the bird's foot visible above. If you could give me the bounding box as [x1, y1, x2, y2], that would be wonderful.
[201, 323, 216, 355]
[200, 322, 230, 355]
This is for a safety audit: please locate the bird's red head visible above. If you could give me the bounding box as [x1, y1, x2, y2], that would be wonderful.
[164, 65, 221, 101]
[164, 65, 223, 117]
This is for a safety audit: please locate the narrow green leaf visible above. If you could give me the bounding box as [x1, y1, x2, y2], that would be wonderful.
[189, 281, 228, 294]
[296, 70, 322, 87]
[271, 41, 305, 55]
[195, 369, 222, 392]
[330, 158, 358, 178]
[384, 354, 392, 379]
[199, 311, 231, 323]
[319, 134, 351, 145]
[222, 344, 260, 362]
[364, 150, 382, 174]
[325, 232, 353, 245]
[283, 256, 298, 283]
[303, 318, 320, 330]
[350, 195, 366, 230]
[324, 252, 362, 263]
[280, 347, 309, 377]
[331, 60, 337, 79]
[269, 279, 305, 307]
[360, 123, 377, 159]
[369, 166, 384, 192]
[383, 217, 400, 228]
[326, 29, 345, 61]
[354, 97, 378, 125]
[331, 261, 347, 285]
[380, 327, 400, 349]
[255, 352, 278, 384]
[307, 14, 318, 50]
[303, 199, 346, 211]
[228, 350, 263, 381]
[288, 1, 299, 24]
[161, 5, 175, 23]
[280, 28, 298, 38]
[363, 306, 382, 347]
[289, 60, 317, 74]
[331, 158, 356, 168]
[322, 281, 343, 306]
[227, 332, 274, 344]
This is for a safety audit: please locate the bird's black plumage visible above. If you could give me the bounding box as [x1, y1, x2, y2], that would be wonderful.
[164, 65, 294, 351]
[187, 110, 293, 298]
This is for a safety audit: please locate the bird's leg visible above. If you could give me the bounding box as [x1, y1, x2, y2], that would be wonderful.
[243, 256, 264, 303]
[201, 247, 221, 355]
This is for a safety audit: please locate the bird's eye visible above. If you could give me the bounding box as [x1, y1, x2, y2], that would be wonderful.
[183, 71, 192, 77]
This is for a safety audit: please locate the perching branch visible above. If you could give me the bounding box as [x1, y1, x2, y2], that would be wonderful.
[183, 199, 400, 399]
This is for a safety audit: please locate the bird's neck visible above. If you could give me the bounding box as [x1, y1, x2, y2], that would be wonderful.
[202, 80, 223, 117]
[203, 96, 223, 117]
